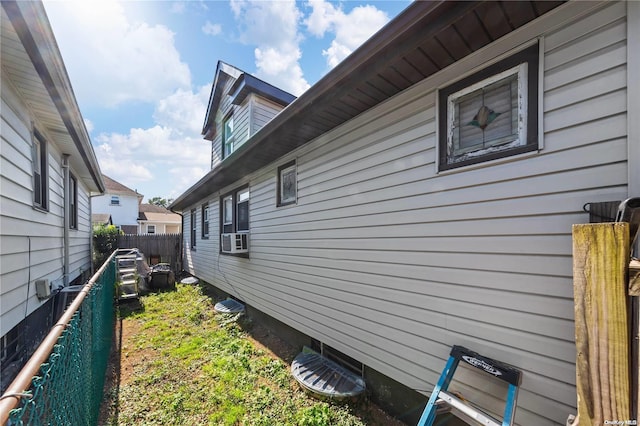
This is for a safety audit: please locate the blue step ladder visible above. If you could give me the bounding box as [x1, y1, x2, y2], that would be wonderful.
[417, 346, 522, 426]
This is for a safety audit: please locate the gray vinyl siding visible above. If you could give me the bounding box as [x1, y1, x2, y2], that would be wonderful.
[1, 79, 93, 337]
[233, 97, 251, 150]
[210, 77, 237, 169]
[252, 95, 285, 134]
[185, 3, 630, 424]
[210, 85, 287, 170]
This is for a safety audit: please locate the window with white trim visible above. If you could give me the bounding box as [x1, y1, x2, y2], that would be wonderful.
[32, 130, 48, 210]
[201, 203, 209, 239]
[438, 43, 539, 171]
[277, 160, 297, 206]
[110, 195, 120, 206]
[222, 114, 235, 159]
[147, 224, 156, 234]
[190, 209, 197, 249]
[220, 187, 249, 235]
[69, 174, 78, 229]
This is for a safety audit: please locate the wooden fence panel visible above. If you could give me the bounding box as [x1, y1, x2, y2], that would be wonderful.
[117, 234, 182, 273]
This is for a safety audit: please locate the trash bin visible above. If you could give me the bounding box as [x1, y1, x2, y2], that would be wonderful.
[149, 263, 175, 290]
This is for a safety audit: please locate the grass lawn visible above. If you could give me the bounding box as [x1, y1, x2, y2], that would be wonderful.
[101, 283, 405, 426]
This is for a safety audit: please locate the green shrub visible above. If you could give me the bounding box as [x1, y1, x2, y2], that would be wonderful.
[93, 224, 121, 269]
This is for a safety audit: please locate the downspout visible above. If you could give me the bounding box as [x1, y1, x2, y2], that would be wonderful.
[89, 193, 95, 275]
[62, 155, 70, 287]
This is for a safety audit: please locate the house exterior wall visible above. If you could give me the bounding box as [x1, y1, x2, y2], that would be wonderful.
[183, 2, 633, 424]
[210, 79, 288, 170]
[251, 94, 286, 135]
[138, 221, 181, 235]
[91, 193, 139, 228]
[211, 77, 237, 169]
[1, 78, 93, 337]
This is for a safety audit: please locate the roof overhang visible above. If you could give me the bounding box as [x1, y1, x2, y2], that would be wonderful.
[171, 0, 565, 212]
[1, 1, 104, 194]
[229, 73, 296, 107]
[202, 61, 243, 140]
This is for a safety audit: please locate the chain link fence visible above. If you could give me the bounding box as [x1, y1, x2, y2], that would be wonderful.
[1, 254, 116, 425]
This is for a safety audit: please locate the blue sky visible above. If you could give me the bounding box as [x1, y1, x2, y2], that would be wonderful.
[42, 0, 410, 202]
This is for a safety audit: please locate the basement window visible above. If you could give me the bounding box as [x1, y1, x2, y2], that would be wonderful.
[439, 43, 539, 171]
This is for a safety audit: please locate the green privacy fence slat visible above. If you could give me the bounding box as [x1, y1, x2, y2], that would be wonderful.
[9, 258, 116, 426]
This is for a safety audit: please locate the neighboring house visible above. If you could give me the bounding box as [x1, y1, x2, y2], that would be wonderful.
[1, 0, 104, 388]
[171, 1, 639, 424]
[138, 203, 181, 235]
[91, 213, 113, 227]
[91, 175, 142, 234]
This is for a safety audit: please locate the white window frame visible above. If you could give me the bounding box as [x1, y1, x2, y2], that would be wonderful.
[222, 195, 233, 226]
[32, 130, 48, 210]
[438, 42, 539, 171]
[110, 195, 120, 206]
[446, 64, 527, 159]
[223, 114, 234, 158]
[236, 188, 250, 232]
[69, 174, 78, 229]
[201, 203, 209, 239]
[190, 209, 197, 249]
[147, 224, 156, 234]
[278, 161, 297, 206]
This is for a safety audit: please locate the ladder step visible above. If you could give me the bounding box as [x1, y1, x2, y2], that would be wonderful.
[417, 346, 522, 426]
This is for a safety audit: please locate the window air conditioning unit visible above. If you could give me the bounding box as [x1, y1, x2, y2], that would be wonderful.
[221, 233, 249, 254]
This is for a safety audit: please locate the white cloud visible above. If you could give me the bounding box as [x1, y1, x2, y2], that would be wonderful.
[202, 21, 222, 36]
[84, 119, 94, 134]
[93, 85, 212, 199]
[170, 2, 185, 14]
[44, 1, 191, 107]
[230, 0, 310, 96]
[305, 0, 389, 69]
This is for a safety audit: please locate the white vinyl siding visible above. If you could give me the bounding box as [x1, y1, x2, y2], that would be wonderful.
[211, 85, 287, 169]
[252, 95, 286, 134]
[1, 80, 93, 337]
[184, 3, 630, 424]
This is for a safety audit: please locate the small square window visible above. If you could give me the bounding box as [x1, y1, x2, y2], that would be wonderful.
[110, 195, 120, 206]
[439, 43, 539, 171]
[147, 224, 156, 234]
[278, 161, 297, 206]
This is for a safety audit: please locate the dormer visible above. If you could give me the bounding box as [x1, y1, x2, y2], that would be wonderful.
[202, 61, 296, 169]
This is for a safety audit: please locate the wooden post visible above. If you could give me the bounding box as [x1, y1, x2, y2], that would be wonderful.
[572, 223, 631, 425]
